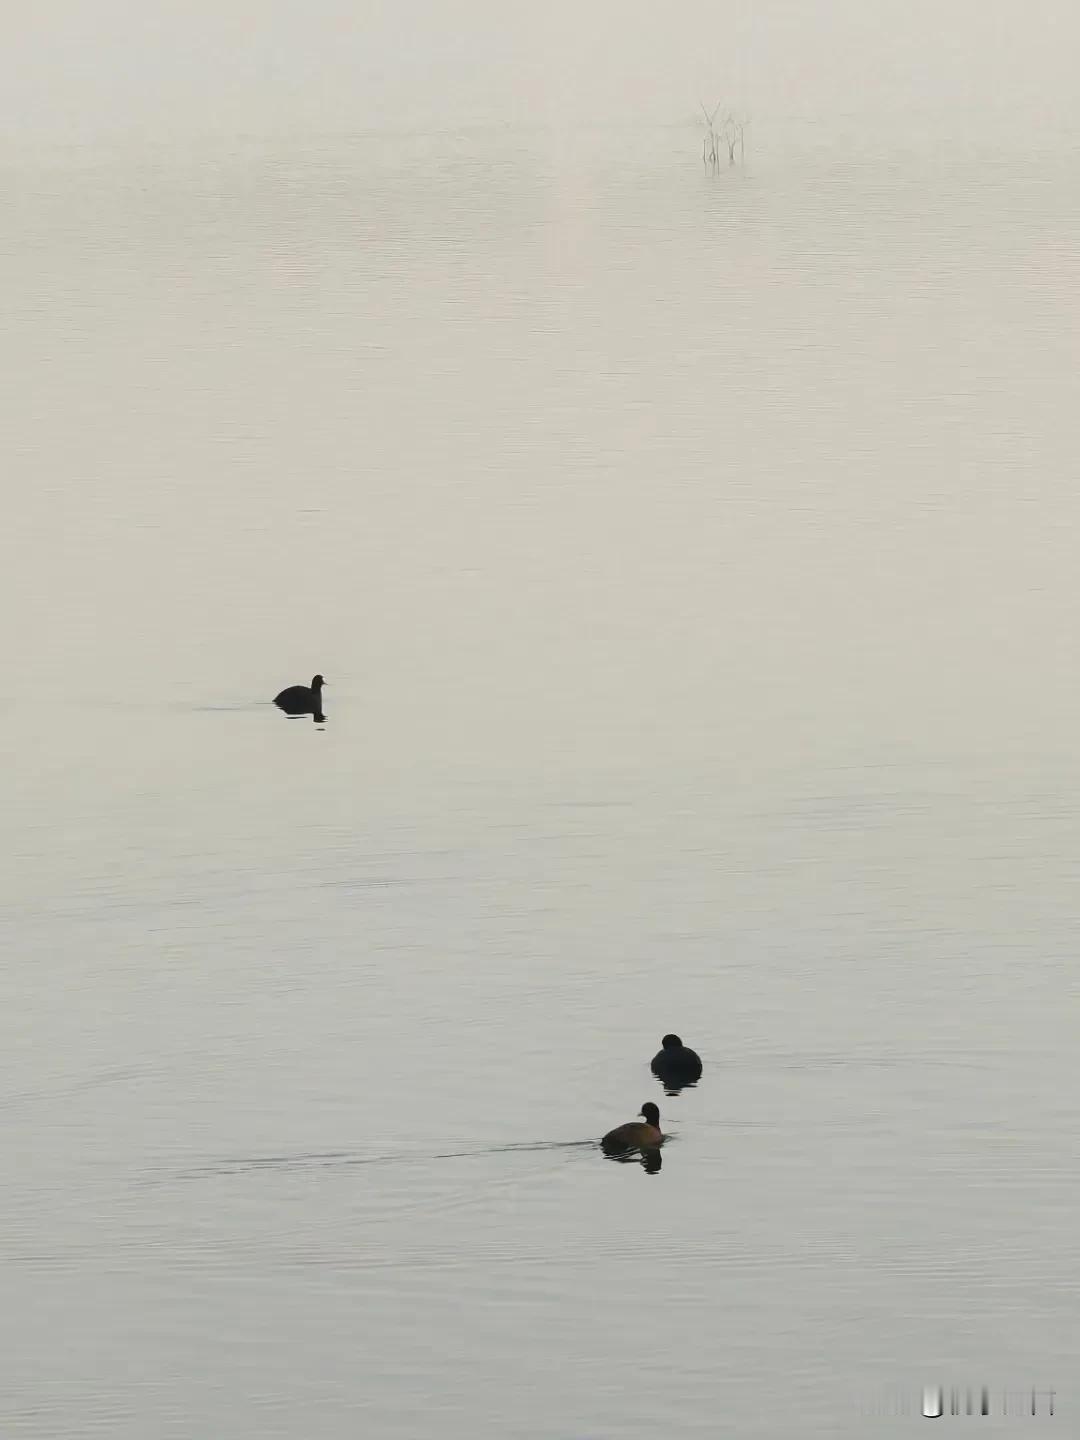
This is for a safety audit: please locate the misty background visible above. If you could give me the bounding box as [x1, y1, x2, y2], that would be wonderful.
[5, 1, 1079, 146]
[2, 3, 1078, 1438]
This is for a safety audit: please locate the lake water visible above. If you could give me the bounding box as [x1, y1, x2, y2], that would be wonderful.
[2, 118, 1078, 1437]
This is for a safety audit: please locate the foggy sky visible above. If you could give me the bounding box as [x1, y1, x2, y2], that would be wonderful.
[5, 0, 1078, 143]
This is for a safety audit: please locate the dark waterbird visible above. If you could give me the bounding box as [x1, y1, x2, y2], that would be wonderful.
[601, 1102, 664, 1156]
[650, 1034, 702, 1090]
[274, 674, 326, 716]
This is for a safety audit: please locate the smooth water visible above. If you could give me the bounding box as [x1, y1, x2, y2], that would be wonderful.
[3, 117, 1079, 1436]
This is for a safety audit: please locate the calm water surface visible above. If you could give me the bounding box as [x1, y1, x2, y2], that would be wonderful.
[2, 125, 1079, 1436]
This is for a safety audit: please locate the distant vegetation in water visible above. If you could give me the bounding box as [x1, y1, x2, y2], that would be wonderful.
[699, 100, 748, 173]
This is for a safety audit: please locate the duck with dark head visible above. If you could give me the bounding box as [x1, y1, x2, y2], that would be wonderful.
[601, 1102, 664, 1158]
[274, 674, 327, 717]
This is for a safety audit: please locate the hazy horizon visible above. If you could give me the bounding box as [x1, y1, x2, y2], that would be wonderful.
[5, 0, 1080, 146]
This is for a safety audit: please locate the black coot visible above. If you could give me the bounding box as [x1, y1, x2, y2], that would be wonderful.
[274, 674, 326, 715]
[650, 1034, 703, 1088]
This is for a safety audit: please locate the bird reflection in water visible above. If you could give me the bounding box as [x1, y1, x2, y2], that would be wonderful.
[602, 1147, 663, 1174]
[282, 707, 325, 727]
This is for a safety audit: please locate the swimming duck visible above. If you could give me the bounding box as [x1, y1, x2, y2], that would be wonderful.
[274, 674, 326, 715]
[601, 1102, 663, 1154]
[650, 1034, 702, 1086]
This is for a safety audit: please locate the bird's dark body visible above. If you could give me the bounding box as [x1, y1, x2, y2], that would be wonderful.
[274, 674, 326, 715]
[601, 1102, 664, 1154]
[650, 1035, 702, 1086]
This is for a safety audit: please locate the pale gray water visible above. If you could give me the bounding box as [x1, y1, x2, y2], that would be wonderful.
[3, 110, 1079, 1437]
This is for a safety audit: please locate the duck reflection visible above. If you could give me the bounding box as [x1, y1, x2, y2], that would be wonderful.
[280, 707, 325, 726]
[602, 1147, 663, 1174]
